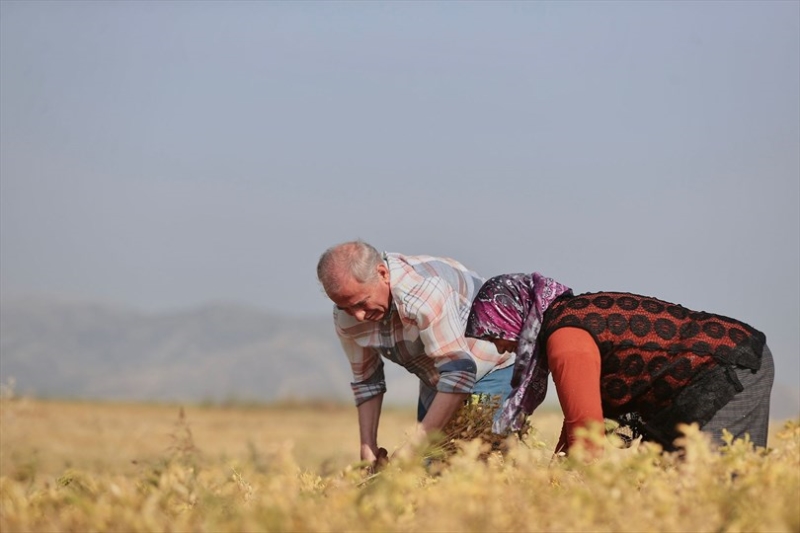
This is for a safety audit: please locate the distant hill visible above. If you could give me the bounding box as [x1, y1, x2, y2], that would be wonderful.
[0, 297, 418, 406]
[0, 296, 797, 419]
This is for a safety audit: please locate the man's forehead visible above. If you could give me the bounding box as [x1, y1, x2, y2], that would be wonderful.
[329, 278, 368, 303]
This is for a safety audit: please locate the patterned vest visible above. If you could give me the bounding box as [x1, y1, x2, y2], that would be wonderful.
[541, 292, 766, 446]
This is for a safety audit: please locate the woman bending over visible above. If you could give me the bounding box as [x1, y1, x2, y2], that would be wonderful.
[465, 273, 774, 453]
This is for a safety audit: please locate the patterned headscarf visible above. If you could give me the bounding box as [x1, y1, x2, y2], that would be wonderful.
[466, 273, 572, 433]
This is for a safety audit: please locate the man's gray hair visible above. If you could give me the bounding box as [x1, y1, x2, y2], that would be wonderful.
[317, 240, 383, 295]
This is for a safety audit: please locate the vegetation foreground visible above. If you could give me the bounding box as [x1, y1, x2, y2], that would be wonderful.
[1, 398, 798, 532]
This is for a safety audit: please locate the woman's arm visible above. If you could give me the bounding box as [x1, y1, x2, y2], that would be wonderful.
[546, 327, 605, 454]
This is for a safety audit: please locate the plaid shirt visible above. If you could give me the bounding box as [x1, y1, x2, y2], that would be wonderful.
[334, 253, 515, 406]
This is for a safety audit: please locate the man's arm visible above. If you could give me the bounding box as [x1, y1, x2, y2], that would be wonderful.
[392, 391, 469, 460]
[357, 393, 383, 462]
[418, 391, 469, 436]
[335, 316, 387, 462]
[407, 281, 478, 445]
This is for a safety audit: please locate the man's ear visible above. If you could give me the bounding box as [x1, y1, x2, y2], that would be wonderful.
[377, 263, 390, 283]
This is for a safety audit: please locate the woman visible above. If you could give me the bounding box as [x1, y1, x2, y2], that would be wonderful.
[465, 273, 774, 454]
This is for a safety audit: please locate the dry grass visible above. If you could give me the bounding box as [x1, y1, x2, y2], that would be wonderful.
[0, 397, 422, 478]
[1, 395, 798, 532]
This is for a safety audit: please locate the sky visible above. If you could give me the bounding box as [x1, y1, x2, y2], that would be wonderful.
[1, 1, 798, 388]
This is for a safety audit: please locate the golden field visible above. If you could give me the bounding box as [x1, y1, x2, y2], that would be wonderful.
[1, 396, 798, 532]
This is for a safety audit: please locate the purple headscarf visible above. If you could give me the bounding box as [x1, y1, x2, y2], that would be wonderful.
[466, 273, 572, 433]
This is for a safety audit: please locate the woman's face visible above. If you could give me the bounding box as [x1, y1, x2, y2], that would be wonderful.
[491, 338, 518, 354]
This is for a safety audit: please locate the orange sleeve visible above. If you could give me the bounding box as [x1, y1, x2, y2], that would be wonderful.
[546, 327, 604, 454]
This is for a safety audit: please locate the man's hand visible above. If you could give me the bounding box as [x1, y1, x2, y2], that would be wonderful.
[374, 447, 389, 470]
[360, 443, 379, 464]
[391, 423, 428, 461]
[361, 445, 389, 474]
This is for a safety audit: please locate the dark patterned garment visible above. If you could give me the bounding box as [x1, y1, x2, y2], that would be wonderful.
[540, 292, 767, 445]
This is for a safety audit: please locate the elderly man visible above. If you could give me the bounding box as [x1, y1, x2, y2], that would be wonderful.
[316, 240, 515, 466]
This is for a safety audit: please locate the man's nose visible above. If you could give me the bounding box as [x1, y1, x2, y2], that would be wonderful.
[353, 309, 368, 321]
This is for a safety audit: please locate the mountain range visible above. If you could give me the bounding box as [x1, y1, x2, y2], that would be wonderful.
[0, 296, 418, 406]
[1, 296, 797, 419]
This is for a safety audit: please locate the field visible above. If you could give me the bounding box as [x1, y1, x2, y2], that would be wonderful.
[1, 396, 798, 532]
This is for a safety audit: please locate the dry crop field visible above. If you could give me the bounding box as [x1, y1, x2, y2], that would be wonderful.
[1, 396, 798, 532]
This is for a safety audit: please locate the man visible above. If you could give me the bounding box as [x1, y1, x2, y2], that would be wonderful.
[316, 240, 515, 467]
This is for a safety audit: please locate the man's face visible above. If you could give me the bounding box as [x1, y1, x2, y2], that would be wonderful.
[328, 264, 392, 322]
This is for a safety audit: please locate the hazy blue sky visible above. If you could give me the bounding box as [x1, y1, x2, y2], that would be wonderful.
[1, 2, 798, 387]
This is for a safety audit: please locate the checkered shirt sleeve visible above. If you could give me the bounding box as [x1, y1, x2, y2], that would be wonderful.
[334, 311, 387, 406]
[403, 277, 477, 395]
